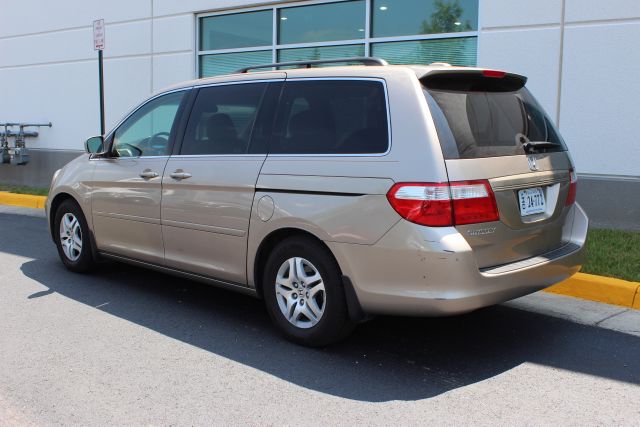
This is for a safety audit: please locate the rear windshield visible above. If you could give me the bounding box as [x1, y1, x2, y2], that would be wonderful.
[424, 85, 566, 159]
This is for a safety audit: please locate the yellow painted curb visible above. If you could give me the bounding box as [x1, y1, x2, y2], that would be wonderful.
[545, 272, 640, 309]
[0, 191, 47, 209]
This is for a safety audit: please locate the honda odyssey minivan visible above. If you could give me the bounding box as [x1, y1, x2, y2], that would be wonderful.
[47, 58, 588, 346]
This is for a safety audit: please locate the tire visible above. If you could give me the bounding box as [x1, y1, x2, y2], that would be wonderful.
[54, 199, 95, 273]
[263, 236, 355, 347]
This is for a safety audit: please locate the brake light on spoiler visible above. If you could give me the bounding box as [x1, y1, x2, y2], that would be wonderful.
[482, 69, 506, 78]
[387, 180, 499, 227]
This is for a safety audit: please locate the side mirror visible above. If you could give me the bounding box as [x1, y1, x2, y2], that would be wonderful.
[85, 136, 104, 154]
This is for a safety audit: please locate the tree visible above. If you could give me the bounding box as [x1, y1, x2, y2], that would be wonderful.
[421, 0, 472, 34]
[417, 0, 474, 66]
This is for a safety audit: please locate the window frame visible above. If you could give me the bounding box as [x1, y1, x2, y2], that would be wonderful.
[195, 0, 479, 78]
[266, 77, 392, 157]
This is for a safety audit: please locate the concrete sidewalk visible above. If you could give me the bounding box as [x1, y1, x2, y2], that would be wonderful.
[508, 292, 640, 338]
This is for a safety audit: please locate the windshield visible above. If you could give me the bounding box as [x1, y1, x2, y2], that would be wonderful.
[424, 86, 567, 159]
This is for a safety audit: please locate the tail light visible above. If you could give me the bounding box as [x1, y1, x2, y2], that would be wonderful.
[387, 180, 499, 227]
[566, 168, 577, 206]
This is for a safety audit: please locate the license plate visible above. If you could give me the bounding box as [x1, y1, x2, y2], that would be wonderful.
[518, 187, 546, 216]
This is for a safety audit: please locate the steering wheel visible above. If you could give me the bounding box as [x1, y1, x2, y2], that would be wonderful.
[150, 132, 170, 148]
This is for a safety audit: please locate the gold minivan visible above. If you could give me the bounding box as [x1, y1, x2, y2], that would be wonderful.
[47, 58, 588, 346]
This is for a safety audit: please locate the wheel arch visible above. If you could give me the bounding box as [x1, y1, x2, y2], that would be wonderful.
[252, 226, 366, 323]
[49, 192, 78, 241]
[252, 228, 339, 299]
[49, 191, 101, 263]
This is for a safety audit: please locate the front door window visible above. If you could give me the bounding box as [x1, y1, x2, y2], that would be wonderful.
[113, 91, 186, 157]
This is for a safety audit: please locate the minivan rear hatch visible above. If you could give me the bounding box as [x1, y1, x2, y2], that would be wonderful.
[422, 69, 576, 269]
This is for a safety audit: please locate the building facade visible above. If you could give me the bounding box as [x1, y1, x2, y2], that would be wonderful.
[0, 0, 638, 228]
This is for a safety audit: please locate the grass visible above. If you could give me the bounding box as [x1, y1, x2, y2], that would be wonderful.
[0, 183, 49, 196]
[582, 229, 640, 282]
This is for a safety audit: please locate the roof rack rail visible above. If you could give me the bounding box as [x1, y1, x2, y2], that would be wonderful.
[235, 57, 388, 73]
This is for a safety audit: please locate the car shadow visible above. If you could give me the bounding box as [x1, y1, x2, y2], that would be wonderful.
[4, 213, 640, 402]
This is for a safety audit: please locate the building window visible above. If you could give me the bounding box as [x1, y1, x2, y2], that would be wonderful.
[371, 0, 478, 37]
[200, 10, 273, 51]
[278, 1, 366, 44]
[278, 45, 366, 65]
[371, 37, 477, 66]
[199, 50, 273, 78]
[197, 0, 479, 77]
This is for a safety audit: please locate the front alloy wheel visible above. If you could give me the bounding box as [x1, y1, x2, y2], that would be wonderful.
[59, 213, 83, 261]
[54, 199, 95, 273]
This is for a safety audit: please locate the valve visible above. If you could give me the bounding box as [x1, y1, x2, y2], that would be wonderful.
[0, 122, 52, 165]
[0, 124, 9, 164]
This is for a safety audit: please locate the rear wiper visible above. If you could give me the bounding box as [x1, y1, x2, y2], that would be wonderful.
[516, 134, 561, 153]
[522, 140, 561, 153]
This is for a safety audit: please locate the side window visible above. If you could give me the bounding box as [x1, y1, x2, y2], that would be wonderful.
[270, 80, 389, 155]
[180, 83, 267, 155]
[113, 91, 185, 158]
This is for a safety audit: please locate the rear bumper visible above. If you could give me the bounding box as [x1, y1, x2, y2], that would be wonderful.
[329, 203, 588, 316]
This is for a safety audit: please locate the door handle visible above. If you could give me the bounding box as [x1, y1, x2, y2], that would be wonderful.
[170, 171, 192, 180]
[139, 170, 159, 179]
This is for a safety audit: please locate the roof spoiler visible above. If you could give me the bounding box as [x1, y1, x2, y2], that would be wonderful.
[421, 69, 528, 92]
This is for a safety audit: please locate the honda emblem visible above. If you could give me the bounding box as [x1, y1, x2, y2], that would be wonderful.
[527, 156, 538, 171]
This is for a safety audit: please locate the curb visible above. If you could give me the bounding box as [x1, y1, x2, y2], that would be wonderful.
[0, 191, 47, 209]
[545, 272, 640, 309]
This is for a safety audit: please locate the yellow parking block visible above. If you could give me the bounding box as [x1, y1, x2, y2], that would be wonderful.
[546, 272, 640, 309]
[0, 191, 47, 209]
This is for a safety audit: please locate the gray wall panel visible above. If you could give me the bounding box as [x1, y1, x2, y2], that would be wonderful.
[0, 150, 81, 188]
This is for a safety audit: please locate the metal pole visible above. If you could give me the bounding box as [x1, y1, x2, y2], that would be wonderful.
[98, 49, 105, 136]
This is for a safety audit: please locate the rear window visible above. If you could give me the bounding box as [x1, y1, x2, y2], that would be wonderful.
[269, 80, 389, 155]
[424, 81, 566, 159]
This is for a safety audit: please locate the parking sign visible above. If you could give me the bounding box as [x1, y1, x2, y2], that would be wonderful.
[93, 19, 105, 50]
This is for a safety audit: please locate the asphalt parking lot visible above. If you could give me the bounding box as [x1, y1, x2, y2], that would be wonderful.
[1, 206, 639, 425]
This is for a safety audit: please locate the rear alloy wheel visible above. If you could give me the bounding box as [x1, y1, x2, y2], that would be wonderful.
[263, 236, 354, 346]
[54, 199, 95, 273]
[275, 257, 326, 328]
